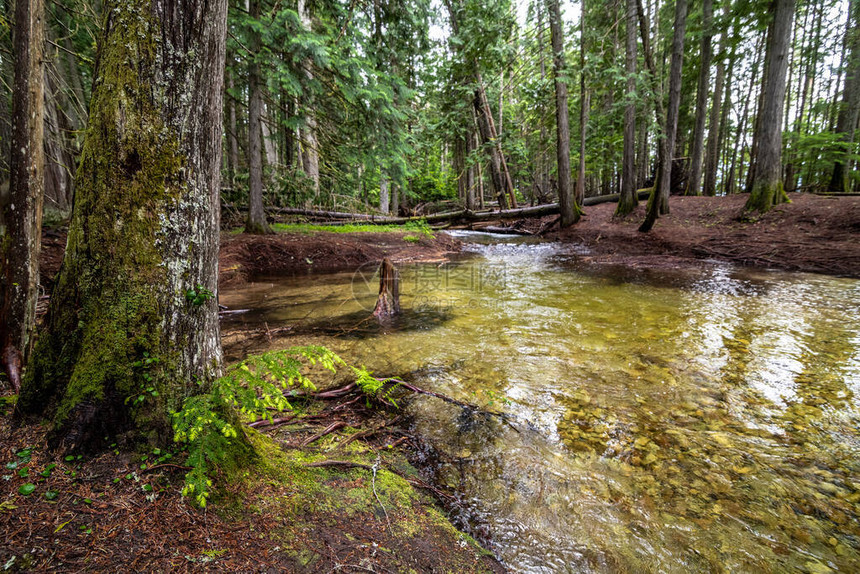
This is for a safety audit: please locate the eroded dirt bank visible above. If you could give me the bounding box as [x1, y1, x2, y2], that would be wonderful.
[39, 229, 462, 288]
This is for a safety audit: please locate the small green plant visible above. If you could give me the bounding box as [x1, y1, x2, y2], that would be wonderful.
[185, 285, 214, 307]
[352, 367, 401, 407]
[171, 347, 404, 507]
[172, 346, 344, 507]
[402, 234, 420, 243]
[127, 353, 161, 407]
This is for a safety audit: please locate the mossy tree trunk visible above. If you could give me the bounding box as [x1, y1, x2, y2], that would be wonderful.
[0, 0, 44, 393]
[19, 0, 228, 451]
[745, 0, 795, 212]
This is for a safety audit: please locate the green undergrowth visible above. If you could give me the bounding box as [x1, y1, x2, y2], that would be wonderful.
[232, 219, 434, 237]
[172, 347, 404, 507]
[171, 345, 496, 571]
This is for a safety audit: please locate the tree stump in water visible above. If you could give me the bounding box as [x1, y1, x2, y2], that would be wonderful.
[372, 258, 400, 321]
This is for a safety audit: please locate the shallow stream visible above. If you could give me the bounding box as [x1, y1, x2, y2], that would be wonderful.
[221, 231, 860, 573]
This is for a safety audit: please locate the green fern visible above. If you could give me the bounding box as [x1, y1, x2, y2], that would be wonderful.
[171, 346, 345, 507]
[351, 366, 402, 407]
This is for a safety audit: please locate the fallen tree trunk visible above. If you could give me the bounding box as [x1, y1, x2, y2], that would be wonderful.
[317, 190, 653, 226]
[224, 190, 654, 227]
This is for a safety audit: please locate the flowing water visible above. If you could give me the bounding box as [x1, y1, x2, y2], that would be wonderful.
[221, 231, 860, 573]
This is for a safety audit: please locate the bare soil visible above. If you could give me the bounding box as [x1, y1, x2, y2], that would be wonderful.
[534, 193, 860, 277]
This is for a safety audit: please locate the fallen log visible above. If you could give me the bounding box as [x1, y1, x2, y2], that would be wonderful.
[313, 190, 653, 227]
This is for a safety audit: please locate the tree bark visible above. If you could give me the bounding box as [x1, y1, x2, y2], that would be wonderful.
[245, 0, 270, 234]
[1, 0, 44, 393]
[745, 0, 795, 212]
[372, 258, 400, 322]
[576, 0, 588, 205]
[829, 0, 860, 192]
[379, 176, 390, 214]
[686, 0, 713, 196]
[227, 71, 240, 184]
[547, 0, 580, 226]
[617, 0, 638, 215]
[640, 0, 688, 232]
[19, 0, 228, 451]
[298, 0, 320, 199]
[703, 22, 727, 196]
[473, 89, 508, 209]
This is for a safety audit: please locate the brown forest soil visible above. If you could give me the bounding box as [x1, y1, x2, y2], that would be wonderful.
[536, 193, 860, 277]
[0, 394, 504, 573]
[39, 229, 462, 289]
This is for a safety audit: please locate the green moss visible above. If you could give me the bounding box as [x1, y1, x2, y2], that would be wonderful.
[745, 180, 791, 213]
[19, 1, 195, 445]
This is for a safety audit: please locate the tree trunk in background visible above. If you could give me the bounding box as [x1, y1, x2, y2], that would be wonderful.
[379, 176, 390, 213]
[1, 0, 44, 393]
[298, 0, 320, 199]
[576, 0, 588, 205]
[262, 103, 278, 168]
[474, 89, 508, 209]
[245, 0, 270, 234]
[228, 72, 240, 184]
[19, 0, 228, 451]
[640, 0, 687, 232]
[617, 0, 638, 216]
[391, 183, 399, 216]
[703, 25, 727, 196]
[547, 0, 580, 226]
[686, 0, 712, 196]
[43, 63, 74, 212]
[745, 0, 795, 212]
[829, 0, 860, 192]
[465, 129, 476, 210]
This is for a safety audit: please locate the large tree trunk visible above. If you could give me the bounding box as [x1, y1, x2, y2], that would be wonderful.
[686, 0, 713, 196]
[0, 0, 44, 393]
[245, 0, 270, 234]
[547, 0, 580, 226]
[640, 0, 688, 232]
[19, 0, 228, 451]
[617, 0, 638, 216]
[745, 0, 795, 212]
[829, 0, 860, 192]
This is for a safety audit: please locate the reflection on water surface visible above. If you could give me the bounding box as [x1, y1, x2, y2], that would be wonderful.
[221, 231, 860, 573]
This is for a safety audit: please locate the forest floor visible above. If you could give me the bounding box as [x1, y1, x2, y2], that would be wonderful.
[530, 193, 860, 278]
[0, 390, 504, 572]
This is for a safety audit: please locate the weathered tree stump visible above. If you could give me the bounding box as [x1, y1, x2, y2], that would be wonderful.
[372, 258, 400, 321]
